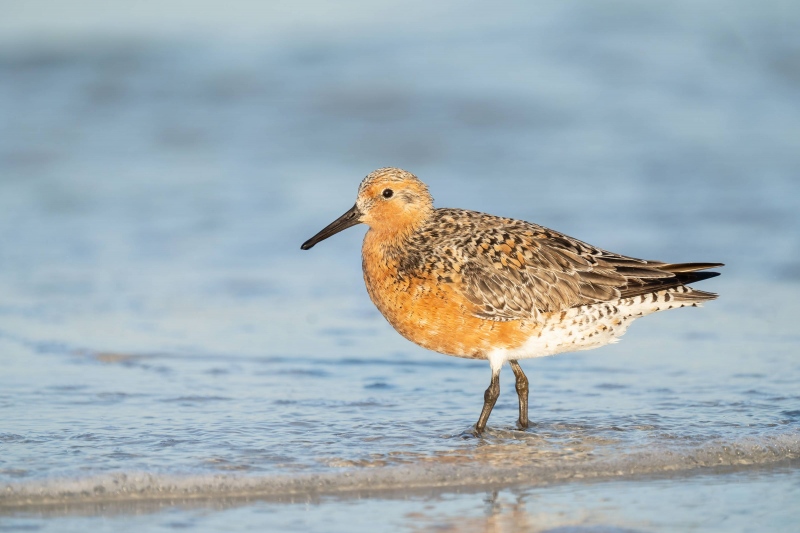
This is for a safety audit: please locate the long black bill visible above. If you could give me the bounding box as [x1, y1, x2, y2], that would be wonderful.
[301, 204, 363, 250]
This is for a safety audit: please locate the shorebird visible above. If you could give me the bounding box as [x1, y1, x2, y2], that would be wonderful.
[301, 168, 722, 434]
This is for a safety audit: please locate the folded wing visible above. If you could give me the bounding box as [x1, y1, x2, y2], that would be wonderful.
[432, 210, 722, 321]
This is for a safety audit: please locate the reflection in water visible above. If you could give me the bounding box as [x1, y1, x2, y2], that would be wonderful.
[6, 467, 797, 532]
[407, 490, 641, 533]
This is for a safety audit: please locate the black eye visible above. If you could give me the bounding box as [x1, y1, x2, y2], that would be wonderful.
[382, 189, 394, 198]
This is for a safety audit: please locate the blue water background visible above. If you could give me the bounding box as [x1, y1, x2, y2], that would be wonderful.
[1, 0, 799, 530]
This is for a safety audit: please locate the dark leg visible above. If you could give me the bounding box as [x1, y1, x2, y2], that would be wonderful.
[475, 370, 500, 435]
[509, 360, 529, 429]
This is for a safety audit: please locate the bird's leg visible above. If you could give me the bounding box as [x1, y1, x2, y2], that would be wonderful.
[509, 360, 529, 429]
[475, 370, 500, 435]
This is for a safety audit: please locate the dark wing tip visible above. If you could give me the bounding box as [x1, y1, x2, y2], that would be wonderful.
[659, 262, 724, 273]
[676, 270, 721, 284]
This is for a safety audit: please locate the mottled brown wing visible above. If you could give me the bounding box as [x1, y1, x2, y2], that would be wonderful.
[435, 210, 717, 321]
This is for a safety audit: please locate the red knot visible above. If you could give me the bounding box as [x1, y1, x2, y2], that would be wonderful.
[301, 167, 722, 434]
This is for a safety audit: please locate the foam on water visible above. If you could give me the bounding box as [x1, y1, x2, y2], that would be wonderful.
[3, 431, 798, 511]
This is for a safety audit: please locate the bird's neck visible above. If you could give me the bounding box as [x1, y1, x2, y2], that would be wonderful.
[363, 212, 432, 263]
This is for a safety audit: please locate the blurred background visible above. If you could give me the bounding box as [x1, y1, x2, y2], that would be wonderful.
[2, 0, 799, 359]
[1, 2, 800, 526]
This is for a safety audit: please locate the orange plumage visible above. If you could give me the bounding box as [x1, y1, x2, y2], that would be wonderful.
[302, 167, 722, 434]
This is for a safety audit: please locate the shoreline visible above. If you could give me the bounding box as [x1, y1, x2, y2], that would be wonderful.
[4, 431, 798, 514]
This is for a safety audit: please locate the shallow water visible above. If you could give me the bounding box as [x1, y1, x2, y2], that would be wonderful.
[5, 467, 800, 532]
[2, 0, 800, 530]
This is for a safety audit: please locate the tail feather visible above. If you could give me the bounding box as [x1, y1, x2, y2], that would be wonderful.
[668, 263, 722, 302]
[657, 262, 725, 273]
[672, 287, 719, 302]
[618, 262, 723, 301]
[673, 270, 721, 284]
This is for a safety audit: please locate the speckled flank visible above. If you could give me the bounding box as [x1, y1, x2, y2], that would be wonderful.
[487, 286, 707, 373]
[303, 167, 723, 433]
